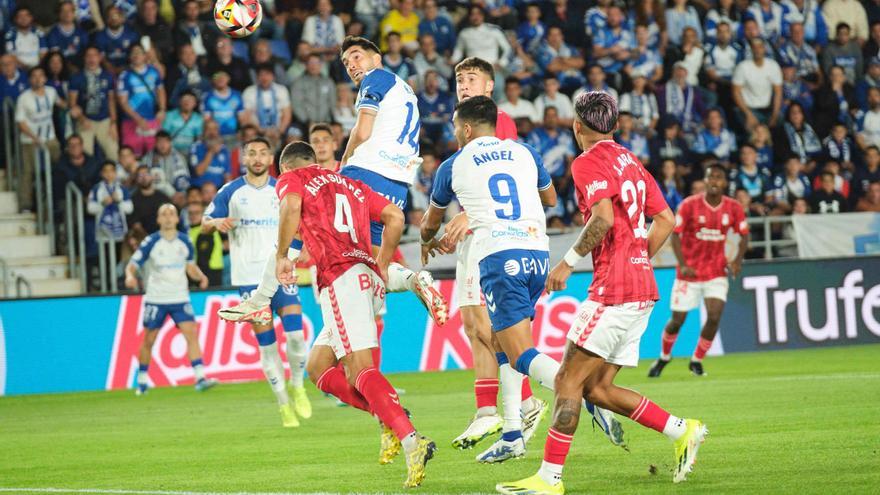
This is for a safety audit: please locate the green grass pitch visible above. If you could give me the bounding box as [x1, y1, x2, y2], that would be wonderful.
[2, 345, 879, 495]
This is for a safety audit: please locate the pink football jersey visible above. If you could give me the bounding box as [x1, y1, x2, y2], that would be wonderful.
[673, 194, 749, 281]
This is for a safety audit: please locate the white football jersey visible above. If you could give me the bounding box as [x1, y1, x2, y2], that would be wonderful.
[204, 176, 279, 286]
[350, 68, 420, 184]
[130, 232, 194, 304]
[431, 136, 552, 261]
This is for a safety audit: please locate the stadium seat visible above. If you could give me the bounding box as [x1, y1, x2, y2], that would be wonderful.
[269, 40, 292, 64]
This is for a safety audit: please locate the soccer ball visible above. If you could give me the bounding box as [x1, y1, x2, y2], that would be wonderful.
[214, 0, 262, 39]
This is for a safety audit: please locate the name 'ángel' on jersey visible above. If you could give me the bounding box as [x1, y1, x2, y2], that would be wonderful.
[351, 68, 421, 184]
[431, 136, 552, 261]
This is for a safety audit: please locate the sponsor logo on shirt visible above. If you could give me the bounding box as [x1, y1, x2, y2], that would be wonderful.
[586, 180, 608, 199]
[630, 249, 650, 266]
[342, 248, 375, 264]
[491, 225, 538, 240]
[696, 227, 726, 242]
[238, 218, 279, 227]
[503, 260, 520, 276]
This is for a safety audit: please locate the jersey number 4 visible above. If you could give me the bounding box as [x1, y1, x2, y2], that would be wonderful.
[333, 194, 358, 243]
[621, 180, 648, 239]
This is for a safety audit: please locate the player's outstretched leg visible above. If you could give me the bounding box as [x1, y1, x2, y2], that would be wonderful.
[386, 263, 449, 325]
[477, 352, 526, 463]
[689, 298, 724, 377]
[178, 321, 218, 392]
[649, 311, 686, 378]
[218, 255, 278, 325]
[135, 328, 159, 395]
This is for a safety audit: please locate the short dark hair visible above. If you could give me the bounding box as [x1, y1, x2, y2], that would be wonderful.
[386, 30, 401, 39]
[279, 141, 316, 169]
[704, 163, 728, 179]
[341, 36, 380, 56]
[244, 136, 272, 151]
[866, 145, 880, 155]
[256, 63, 274, 75]
[739, 142, 757, 152]
[455, 57, 495, 79]
[155, 130, 171, 140]
[504, 76, 520, 86]
[100, 160, 116, 171]
[454, 95, 497, 129]
[27, 66, 45, 78]
[836, 22, 851, 33]
[820, 170, 836, 180]
[309, 123, 333, 137]
[186, 185, 201, 195]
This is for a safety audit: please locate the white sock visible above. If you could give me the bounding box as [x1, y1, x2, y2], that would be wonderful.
[660, 352, 671, 360]
[285, 331, 306, 388]
[137, 369, 148, 386]
[192, 363, 205, 381]
[538, 460, 564, 485]
[259, 343, 289, 406]
[499, 363, 523, 432]
[386, 262, 417, 292]
[401, 431, 419, 453]
[252, 255, 280, 306]
[476, 406, 497, 417]
[527, 353, 560, 391]
[663, 415, 687, 441]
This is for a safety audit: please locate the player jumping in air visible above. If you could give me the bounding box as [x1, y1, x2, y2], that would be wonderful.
[438, 57, 549, 452]
[125, 204, 217, 395]
[421, 96, 623, 464]
[274, 141, 436, 488]
[648, 164, 748, 377]
[497, 92, 707, 495]
[205, 137, 311, 427]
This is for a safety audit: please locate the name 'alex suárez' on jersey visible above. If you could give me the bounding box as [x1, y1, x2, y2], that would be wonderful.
[430, 136, 552, 262]
[204, 176, 280, 286]
[350, 68, 421, 185]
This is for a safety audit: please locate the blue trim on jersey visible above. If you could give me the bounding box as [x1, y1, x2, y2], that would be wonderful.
[143, 302, 195, 329]
[205, 176, 277, 220]
[177, 232, 195, 262]
[340, 165, 409, 246]
[357, 68, 397, 112]
[237, 284, 300, 313]
[429, 149, 462, 208]
[479, 249, 549, 332]
[132, 233, 161, 267]
[520, 142, 553, 190]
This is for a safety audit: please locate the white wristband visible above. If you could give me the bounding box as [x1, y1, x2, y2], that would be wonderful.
[563, 248, 583, 268]
[287, 247, 301, 260]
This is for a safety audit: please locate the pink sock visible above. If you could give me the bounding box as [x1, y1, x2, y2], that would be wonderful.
[629, 396, 671, 433]
[355, 367, 415, 440]
[693, 337, 713, 361]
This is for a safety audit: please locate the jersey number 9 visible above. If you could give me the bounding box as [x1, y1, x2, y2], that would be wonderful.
[489, 173, 521, 220]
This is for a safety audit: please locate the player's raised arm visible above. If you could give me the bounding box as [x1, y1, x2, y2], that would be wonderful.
[275, 192, 303, 286]
[338, 37, 385, 167]
[341, 108, 377, 166]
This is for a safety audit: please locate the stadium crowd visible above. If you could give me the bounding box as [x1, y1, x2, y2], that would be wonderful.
[3, 0, 880, 287]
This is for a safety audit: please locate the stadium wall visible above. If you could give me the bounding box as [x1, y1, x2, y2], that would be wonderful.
[1, 259, 879, 396]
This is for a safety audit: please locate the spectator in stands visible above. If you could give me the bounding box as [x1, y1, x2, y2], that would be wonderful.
[302, 0, 345, 59]
[782, 0, 828, 46]
[413, 33, 452, 91]
[516, 3, 545, 56]
[202, 70, 244, 142]
[418, 0, 454, 56]
[451, 6, 511, 69]
[87, 161, 133, 242]
[174, 0, 214, 60]
[657, 62, 704, 137]
[575, 64, 618, 102]
[855, 181, 880, 211]
[128, 164, 172, 234]
[379, 0, 418, 53]
[810, 170, 849, 213]
[769, 156, 812, 213]
[42, 51, 71, 138]
[166, 44, 209, 106]
[823, 122, 856, 175]
[498, 76, 538, 125]
[333, 83, 356, 134]
[823, 0, 869, 43]
[527, 106, 576, 180]
[56, 134, 100, 207]
[750, 124, 775, 171]
[747, 0, 785, 44]
[189, 119, 230, 188]
[857, 58, 880, 109]
[0, 54, 28, 100]
[505, 33, 540, 92]
[781, 62, 813, 115]
[693, 108, 737, 166]
[200, 180, 218, 207]
[417, 69, 454, 147]
[584, 0, 611, 38]
[536, 25, 585, 91]
[705, 0, 741, 43]
[162, 90, 205, 155]
[657, 159, 684, 212]
[857, 87, 880, 150]
[68, 47, 118, 162]
[117, 44, 166, 157]
[626, 24, 663, 84]
[46, 1, 88, 69]
[409, 146, 438, 225]
[16, 66, 63, 213]
[620, 73, 659, 136]
[779, 20, 821, 85]
[242, 63, 291, 147]
[592, 5, 634, 77]
[775, 102, 822, 173]
[354, 0, 389, 40]
[187, 200, 224, 286]
[4, 7, 46, 69]
[675, 26, 704, 90]
[142, 130, 190, 204]
[133, 0, 173, 60]
[822, 23, 864, 84]
[382, 31, 417, 88]
[854, 146, 880, 199]
[730, 144, 773, 210]
[650, 117, 691, 171]
[93, 6, 139, 75]
[665, 0, 702, 46]
[290, 53, 336, 128]
[740, 18, 776, 62]
[249, 39, 290, 87]
[614, 111, 650, 165]
[115, 145, 139, 190]
[813, 65, 857, 138]
[865, 22, 880, 60]
[207, 38, 250, 92]
[534, 75, 574, 129]
[732, 38, 783, 132]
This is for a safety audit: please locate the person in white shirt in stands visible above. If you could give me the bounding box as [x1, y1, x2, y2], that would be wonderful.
[3, 7, 46, 69]
[732, 38, 783, 132]
[15, 66, 63, 213]
[125, 203, 216, 395]
[451, 6, 512, 69]
[242, 64, 292, 147]
[534, 74, 574, 128]
[302, 0, 346, 59]
[498, 76, 539, 125]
